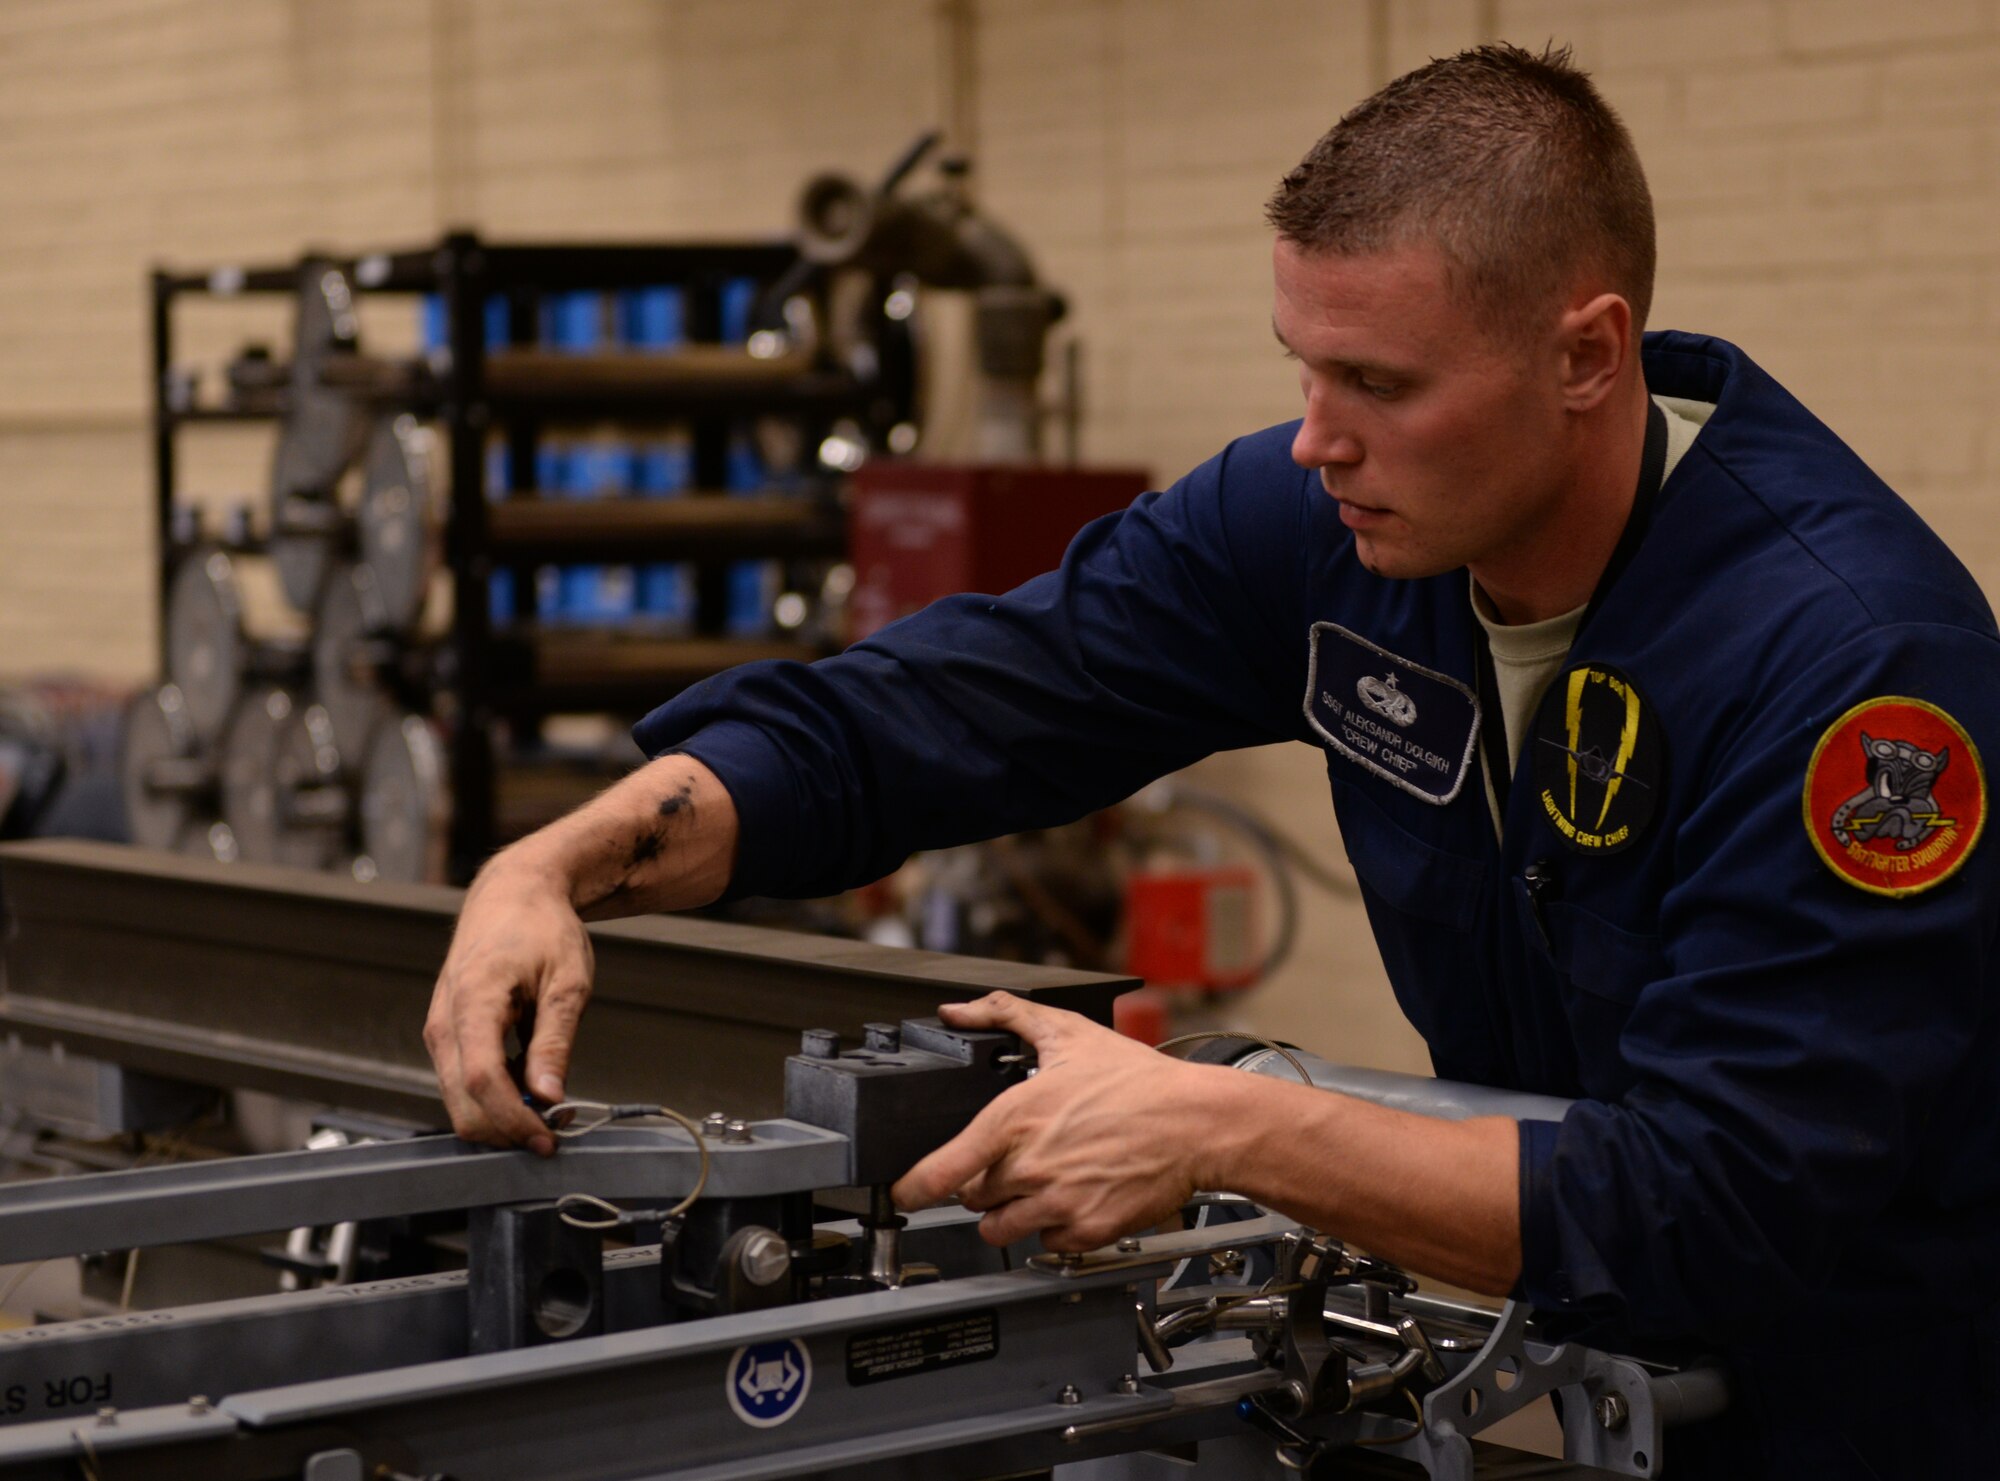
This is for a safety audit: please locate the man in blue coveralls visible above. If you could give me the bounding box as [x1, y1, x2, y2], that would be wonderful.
[427, 44, 2000, 1475]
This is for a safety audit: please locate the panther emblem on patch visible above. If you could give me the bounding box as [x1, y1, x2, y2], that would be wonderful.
[1804, 697, 1986, 897]
[1831, 734, 1951, 851]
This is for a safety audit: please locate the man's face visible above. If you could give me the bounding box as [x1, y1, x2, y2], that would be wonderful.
[1272, 237, 1569, 582]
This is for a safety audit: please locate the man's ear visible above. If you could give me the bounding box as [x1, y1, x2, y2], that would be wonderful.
[1557, 291, 1633, 413]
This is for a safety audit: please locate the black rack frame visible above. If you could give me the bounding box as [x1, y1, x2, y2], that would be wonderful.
[151, 231, 905, 881]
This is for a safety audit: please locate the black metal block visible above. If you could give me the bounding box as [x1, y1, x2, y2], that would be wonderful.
[466, 1200, 604, 1354]
[782, 1016, 1029, 1187]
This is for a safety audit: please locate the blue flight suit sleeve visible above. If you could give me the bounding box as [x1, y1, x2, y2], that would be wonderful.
[631, 429, 1315, 900]
[1518, 622, 2000, 1341]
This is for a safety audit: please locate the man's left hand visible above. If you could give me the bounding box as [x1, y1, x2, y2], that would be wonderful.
[892, 992, 1227, 1252]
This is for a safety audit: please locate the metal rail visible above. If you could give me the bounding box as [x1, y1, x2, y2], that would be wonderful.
[0, 1122, 845, 1266]
[0, 840, 1134, 1123]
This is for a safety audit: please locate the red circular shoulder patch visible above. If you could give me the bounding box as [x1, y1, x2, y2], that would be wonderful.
[1803, 697, 1986, 897]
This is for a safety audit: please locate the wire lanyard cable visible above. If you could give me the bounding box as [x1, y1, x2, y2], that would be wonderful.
[540, 1101, 712, 1227]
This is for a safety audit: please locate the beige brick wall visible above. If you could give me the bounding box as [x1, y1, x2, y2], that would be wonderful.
[3, 1, 1999, 1068]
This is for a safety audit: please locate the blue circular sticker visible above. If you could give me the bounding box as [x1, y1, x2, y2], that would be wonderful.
[726, 1339, 812, 1428]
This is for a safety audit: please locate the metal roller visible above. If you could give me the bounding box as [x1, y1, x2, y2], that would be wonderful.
[270, 701, 350, 872]
[266, 493, 347, 616]
[219, 688, 296, 865]
[165, 548, 307, 746]
[119, 684, 211, 851]
[312, 562, 394, 765]
[359, 714, 449, 884]
[273, 260, 365, 494]
[269, 260, 367, 612]
[1233, 1046, 1577, 1125]
[165, 548, 247, 743]
[356, 414, 438, 633]
[221, 690, 353, 872]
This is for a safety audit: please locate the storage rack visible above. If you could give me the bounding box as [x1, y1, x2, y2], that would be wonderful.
[151, 232, 915, 882]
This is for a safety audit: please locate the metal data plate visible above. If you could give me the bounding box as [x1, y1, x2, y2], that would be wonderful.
[272, 701, 350, 871]
[360, 713, 449, 883]
[357, 413, 438, 632]
[313, 561, 393, 763]
[269, 261, 366, 611]
[165, 546, 246, 743]
[219, 687, 296, 865]
[120, 683, 205, 850]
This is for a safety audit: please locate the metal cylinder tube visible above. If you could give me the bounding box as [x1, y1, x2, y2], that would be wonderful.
[1231, 1047, 1575, 1125]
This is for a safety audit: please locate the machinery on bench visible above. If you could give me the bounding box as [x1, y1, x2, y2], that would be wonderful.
[0, 1044, 1725, 1480]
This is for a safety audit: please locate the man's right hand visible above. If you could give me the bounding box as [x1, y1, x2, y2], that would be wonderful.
[422, 752, 741, 1154]
[425, 854, 593, 1155]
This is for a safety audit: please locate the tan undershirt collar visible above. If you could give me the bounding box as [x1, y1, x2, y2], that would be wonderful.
[1474, 394, 1712, 831]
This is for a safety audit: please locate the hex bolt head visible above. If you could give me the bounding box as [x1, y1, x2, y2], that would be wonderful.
[723, 1119, 754, 1144]
[1209, 1248, 1246, 1279]
[188, 1395, 211, 1415]
[739, 1229, 792, 1287]
[1116, 1236, 1143, 1253]
[801, 1028, 840, 1059]
[95, 1407, 118, 1427]
[1058, 1384, 1082, 1406]
[702, 1111, 729, 1136]
[1594, 1392, 1630, 1431]
[1118, 1374, 1141, 1395]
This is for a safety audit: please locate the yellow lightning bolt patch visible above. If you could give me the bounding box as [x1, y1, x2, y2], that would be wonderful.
[1535, 661, 1661, 857]
[1595, 673, 1643, 831]
[1564, 667, 1588, 820]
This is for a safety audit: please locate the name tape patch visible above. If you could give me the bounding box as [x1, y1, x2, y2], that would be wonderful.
[1804, 696, 1985, 897]
[726, 1338, 812, 1428]
[1304, 622, 1480, 806]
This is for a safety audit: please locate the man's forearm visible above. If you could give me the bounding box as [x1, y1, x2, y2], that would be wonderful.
[1200, 1072, 1522, 1295]
[496, 752, 739, 918]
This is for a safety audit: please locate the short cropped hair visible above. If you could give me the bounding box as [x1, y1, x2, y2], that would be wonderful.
[1266, 43, 1655, 342]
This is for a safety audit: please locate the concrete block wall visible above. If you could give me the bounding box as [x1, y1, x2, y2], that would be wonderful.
[2, 0, 1998, 1067]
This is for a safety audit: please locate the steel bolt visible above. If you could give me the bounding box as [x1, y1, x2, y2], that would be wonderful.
[1058, 1384, 1082, 1406]
[1058, 1251, 1084, 1270]
[1594, 1392, 1630, 1431]
[702, 1112, 728, 1136]
[95, 1407, 117, 1427]
[1209, 1248, 1246, 1279]
[1280, 1379, 1312, 1418]
[188, 1395, 211, 1415]
[1118, 1374, 1141, 1395]
[739, 1229, 792, 1287]
[723, 1119, 754, 1144]
[1116, 1236, 1143, 1253]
